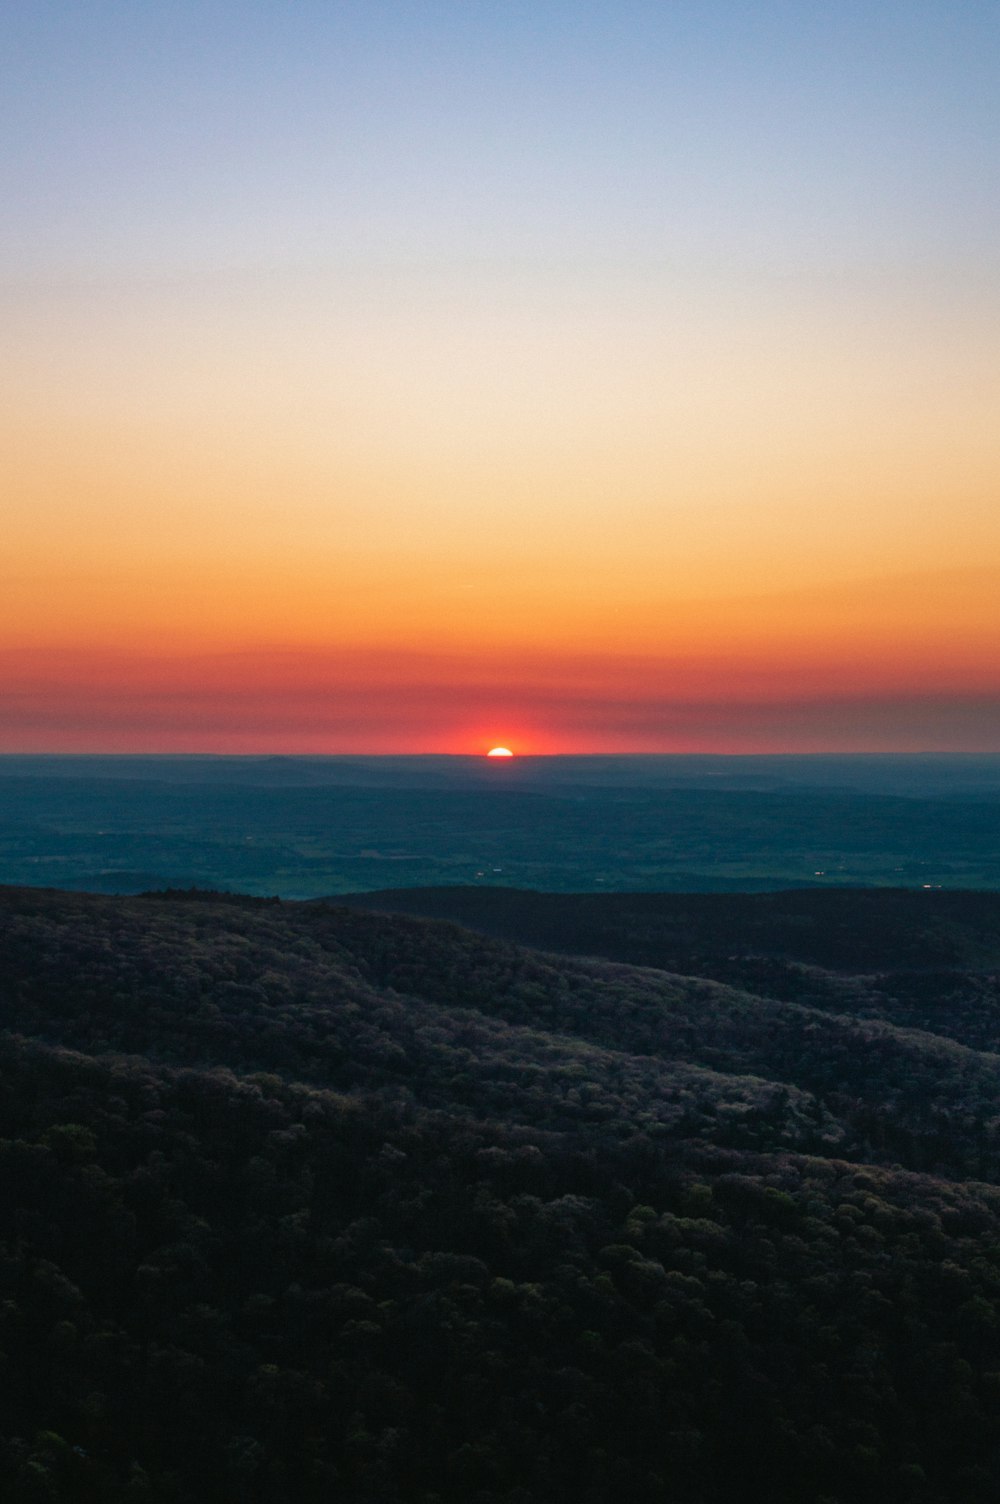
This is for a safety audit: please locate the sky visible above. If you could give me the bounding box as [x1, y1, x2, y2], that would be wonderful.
[3, 0, 998, 753]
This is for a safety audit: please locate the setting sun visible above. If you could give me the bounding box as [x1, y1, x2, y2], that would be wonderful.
[486, 747, 514, 758]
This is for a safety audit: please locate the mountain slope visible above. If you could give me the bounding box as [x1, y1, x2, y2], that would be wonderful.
[2, 885, 1000, 1502]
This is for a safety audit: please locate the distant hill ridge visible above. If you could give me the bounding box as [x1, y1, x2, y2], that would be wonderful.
[337, 882, 1000, 971]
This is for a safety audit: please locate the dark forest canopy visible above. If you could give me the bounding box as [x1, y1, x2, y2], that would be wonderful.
[2, 882, 1000, 1501]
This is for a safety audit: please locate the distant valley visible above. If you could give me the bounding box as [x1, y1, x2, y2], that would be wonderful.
[3, 753, 1000, 895]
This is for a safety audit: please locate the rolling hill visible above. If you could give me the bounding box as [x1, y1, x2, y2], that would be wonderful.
[1, 883, 1000, 1501]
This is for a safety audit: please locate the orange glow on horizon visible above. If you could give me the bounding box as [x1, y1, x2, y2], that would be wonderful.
[2, 560, 1000, 754]
[2, 634, 999, 755]
[4, 6, 999, 757]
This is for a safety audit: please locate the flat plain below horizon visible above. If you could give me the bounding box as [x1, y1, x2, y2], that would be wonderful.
[3, 752, 1000, 898]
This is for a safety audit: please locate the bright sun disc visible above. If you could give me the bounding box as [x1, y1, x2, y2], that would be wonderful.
[486, 746, 514, 758]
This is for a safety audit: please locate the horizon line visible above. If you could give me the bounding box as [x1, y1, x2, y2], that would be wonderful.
[2, 750, 1000, 761]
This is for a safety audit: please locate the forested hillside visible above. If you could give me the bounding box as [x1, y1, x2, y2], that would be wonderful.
[2, 885, 1000, 1501]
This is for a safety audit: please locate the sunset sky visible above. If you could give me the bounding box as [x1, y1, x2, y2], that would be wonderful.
[3, 0, 998, 752]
